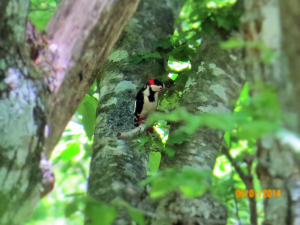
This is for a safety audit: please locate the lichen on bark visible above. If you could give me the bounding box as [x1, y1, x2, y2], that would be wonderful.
[87, 0, 182, 224]
[153, 32, 245, 225]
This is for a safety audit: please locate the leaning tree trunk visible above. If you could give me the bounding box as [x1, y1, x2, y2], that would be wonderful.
[154, 27, 245, 225]
[240, 0, 300, 224]
[87, 0, 182, 224]
[0, 0, 140, 224]
[279, 0, 300, 223]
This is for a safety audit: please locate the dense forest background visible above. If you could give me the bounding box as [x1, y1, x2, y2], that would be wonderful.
[0, 0, 299, 224]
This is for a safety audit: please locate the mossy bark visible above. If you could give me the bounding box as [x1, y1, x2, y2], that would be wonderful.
[87, 0, 182, 224]
[156, 34, 245, 225]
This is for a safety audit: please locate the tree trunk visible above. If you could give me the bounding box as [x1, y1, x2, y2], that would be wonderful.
[279, 0, 300, 132]
[0, 0, 140, 224]
[240, 0, 300, 224]
[87, 0, 182, 224]
[155, 31, 245, 225]
[0, 1, 47, 224]
[279, 1, 300, 223]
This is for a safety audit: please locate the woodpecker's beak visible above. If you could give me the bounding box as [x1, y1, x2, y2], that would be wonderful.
[159, 83, 166, 91]
[162, 83, 169, 90]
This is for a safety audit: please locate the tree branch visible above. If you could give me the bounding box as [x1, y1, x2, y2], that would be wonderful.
[117, 124, 147, 140]
[36, 0, 141, 157]
[222, 146, 257, 225]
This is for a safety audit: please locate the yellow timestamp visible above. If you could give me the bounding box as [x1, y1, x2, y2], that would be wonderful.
[235, 189, 281, 198]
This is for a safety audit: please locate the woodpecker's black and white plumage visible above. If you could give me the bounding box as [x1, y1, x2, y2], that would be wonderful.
[134, 78, 165, 127]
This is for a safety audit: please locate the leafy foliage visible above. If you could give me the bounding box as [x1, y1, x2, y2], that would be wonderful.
[113, 200, 145, 225]
[220, 38, 276, 63]
[85, 198, 116, 225]
[147, 85, 281, 142]
[141, 167, 212, 198]
[29, 0, 60, 30]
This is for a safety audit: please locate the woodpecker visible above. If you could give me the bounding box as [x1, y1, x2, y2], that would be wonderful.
[134, 78, 165, 127]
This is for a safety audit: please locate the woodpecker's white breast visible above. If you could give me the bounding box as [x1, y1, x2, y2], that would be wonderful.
[140, 92, 158, 118]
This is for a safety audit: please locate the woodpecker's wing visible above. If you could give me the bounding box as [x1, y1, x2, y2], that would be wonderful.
[134, 86, 146, 126]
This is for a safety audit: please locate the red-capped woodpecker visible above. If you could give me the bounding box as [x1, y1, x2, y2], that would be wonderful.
[134, 78, 165, 127]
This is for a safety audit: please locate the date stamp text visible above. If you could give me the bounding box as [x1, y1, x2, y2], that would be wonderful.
[235, 189, 281, 198]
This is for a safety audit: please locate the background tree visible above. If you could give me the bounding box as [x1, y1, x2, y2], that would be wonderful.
[87, 1, 182, 224]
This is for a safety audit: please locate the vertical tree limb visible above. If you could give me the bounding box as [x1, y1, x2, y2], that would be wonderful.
[278, 0, 300, 132]
[155, 25, 245, 225]
[87, 0, 182, 224]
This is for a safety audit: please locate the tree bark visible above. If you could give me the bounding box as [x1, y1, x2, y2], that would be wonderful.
[279, 1, 300, 223]
[87, 0, 182, 224]
[156, 33, 245, 225]
[240, 0, 300, 224]
[278, 0, 300, 132]
[0, 0, 140, 224]
[42, 0, 141, 157]
[0, 1, 46, 224]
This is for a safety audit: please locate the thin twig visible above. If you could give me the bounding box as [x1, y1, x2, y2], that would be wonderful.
[117, 124, 147, 140]
[222, 146, 258, 225]
[232, 170, 241, 224]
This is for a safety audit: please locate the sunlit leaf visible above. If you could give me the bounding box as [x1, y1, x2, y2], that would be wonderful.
[60, 142, 81, 160]
[148, 152, 161, 173]
[84, 199, 116, 225]
[82, 102, 96, 138]
[142, 52, 162, 59]
[65, 201, 79, 218]
[128, 208, 145, 225]
[141, 168, 212, 198]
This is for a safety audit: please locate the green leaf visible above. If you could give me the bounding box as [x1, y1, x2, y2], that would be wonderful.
[140, 168, 212, 198]
[112, 200, 145, 225]
[220, 38, 245, 49]
[82, 101, 96, 138]
[148, 152, 161, 173]
[224, 132, 231, 147]
[60, 142, 81, 160]
[87, 82, 98, 95]
[219, 163, 226, 172]
[220, 39, 276, 63]
[168, 130, 190, 144]
[65, 201, 78, 218]
[85, 199, 116, 225]
[163, 146, 175, 157]
[28, 0, 58, 30]
[180, 182, 207, 198]
[169, 45, 195, 61]
[77, 94, 98, 115]
[142, 52, 162, 59]
[128, 208, 145, 225]
[156, 37, 172, 49]
[136, 136, 150, 150]
[129, 55, 143, 64]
